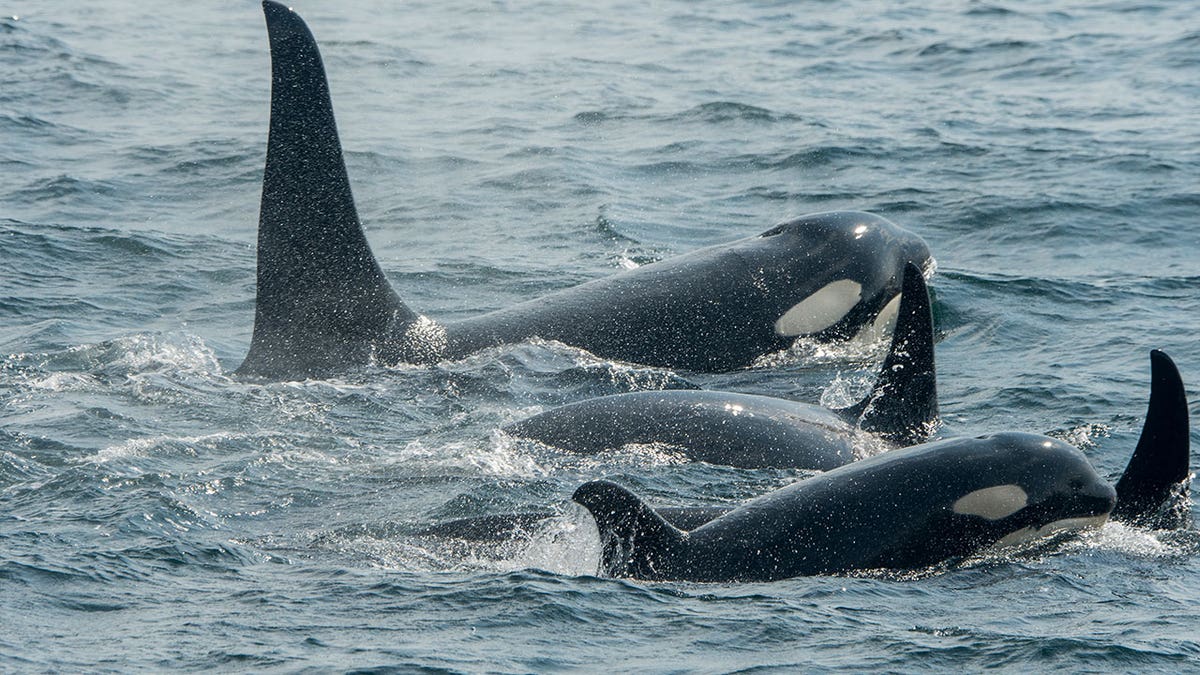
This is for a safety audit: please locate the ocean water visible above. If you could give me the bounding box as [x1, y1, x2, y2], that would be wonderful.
[2, 0, 1199, 671]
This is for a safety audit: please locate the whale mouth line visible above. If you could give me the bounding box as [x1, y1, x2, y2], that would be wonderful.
[994, 514, 1109, 549]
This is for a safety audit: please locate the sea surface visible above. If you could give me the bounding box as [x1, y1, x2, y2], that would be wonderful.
[2, 0, 1199, 671]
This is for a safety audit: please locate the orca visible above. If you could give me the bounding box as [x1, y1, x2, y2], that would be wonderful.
[238, 2, 933, 380]
[571, 351, 1191, 581]
[502, 262, 936, 469]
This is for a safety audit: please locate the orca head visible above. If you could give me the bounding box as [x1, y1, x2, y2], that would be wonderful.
[945, 433, 1116, 550]
[760, 212, 932, 341]
[759, 210, 911, 243]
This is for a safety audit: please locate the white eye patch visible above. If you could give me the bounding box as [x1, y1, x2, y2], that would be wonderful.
[774, 279, 862, 337]
[952, 484, 1028, 520]
[851, 292, 901, 343]
[870, 292, 901, 336]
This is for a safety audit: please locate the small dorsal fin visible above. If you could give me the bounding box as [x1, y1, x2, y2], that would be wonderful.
[834, 262, 938, 444]
[237, 2, 415, 380]
[573, 481, 686, 579]
[1113, 350, 1192, 528]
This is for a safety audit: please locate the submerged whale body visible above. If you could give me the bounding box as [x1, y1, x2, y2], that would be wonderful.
[239, 2, 932, 380]
[503, 262, 937, 469]
[570, 351, 1191, 581]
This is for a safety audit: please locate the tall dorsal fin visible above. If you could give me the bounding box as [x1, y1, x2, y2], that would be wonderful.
[237, 1, 415, 380]
[573, 481, 687, 579]
[833, 262, 938, 444]
[1113, 350, 1192, 528]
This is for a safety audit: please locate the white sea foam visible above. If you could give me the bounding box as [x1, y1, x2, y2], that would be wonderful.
[83, 431, 244, 465]
[110, 333, 222, 375]
[394, 435, 548, 477]
[753, 332, 890, 370]
[27, 371, 99, 392]
[1049, 423, 1111, 450]
[340, 507, 603, 577]
[1066, 520, 1191, 559]
[495, 506, 602, 576]
[819, 370, 875, 409]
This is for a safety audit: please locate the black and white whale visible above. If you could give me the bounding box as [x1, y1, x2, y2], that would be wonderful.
[424, 352, 1189, 546]
[238, 2, 932, 380]
[503, 262, 937, 469]
[571, 351, 1191, 581]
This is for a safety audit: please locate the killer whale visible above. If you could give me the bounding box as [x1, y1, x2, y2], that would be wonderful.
[238, 1, 932, 380]
[424, 353, 1189, 547]
[570, 351, 1191, 581]
[502, 262, 937, 469]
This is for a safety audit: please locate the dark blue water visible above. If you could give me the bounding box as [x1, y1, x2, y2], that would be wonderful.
[3, 0, 1199, 670]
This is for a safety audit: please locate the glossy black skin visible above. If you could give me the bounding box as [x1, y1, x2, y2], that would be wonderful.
[502, 261, 938, 470]
[507, 392, 862, 470]
[431, 212, 931, 373]
[237, 2, 931, 380]
[575, 433, 1118, 582]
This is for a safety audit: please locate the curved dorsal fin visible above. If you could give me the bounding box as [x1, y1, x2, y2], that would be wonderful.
[834, 262, 938, 444]
[237, 1, 415, 380]
[573, 481, 686, 579]
[1113, 350, 1192, 528]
